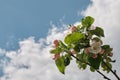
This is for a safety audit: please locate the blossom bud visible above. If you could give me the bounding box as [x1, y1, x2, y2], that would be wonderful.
[108, 53, 113, 57]
[90, 25, 96, 30]
[71, 49, 76, 54]
[70, 26, 77, 33]
[53, 53, 60, 60]
[92, 54, 98, 58]
[53, 39, 59, 47]
[100, 49, 104, 54]
[84, 48, 90, 54]
[99, 40, 103, 45]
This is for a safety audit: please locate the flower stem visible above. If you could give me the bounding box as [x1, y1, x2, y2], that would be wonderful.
[96, 70, 111, 80]
[70, 54, 111, 80]
[64, 49, 110, 80]
[102, 61, 120, 80]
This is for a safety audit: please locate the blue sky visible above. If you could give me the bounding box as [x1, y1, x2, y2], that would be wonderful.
[0, 0, 90, 50]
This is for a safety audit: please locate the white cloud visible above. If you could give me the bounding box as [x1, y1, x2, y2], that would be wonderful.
[0, 27, 91, 80]
[82, 0, 120, 79]
[81, 0, 120, 47]
[0, 0, 120, 80]
[0, 25, 103, 80]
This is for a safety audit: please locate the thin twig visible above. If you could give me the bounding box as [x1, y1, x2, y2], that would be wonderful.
[102, 61, 120, 80]
[70, 54, 111, 80]
[63, 49, 111, 80]
[96, 70, 111, 80]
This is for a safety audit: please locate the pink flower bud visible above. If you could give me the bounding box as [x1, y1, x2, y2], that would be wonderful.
[84, 48, 90, 54]
[90, 25, 96, 30]
[71, 49, 76, 54]
[53, 39, 59, 47]
[99, 40, 103, 45]
[92, 54, 98, 58]
[70, 26, 77, 33]
[100, 49, 104, 54]
[108, 53, 113, 57]
[53, 54, 60, 60]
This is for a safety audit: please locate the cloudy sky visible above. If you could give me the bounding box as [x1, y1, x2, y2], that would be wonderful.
[0, 0, 120, 80]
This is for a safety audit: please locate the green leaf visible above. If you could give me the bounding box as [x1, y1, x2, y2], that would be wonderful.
[101, 62, 112, 73]
[76, 53, 88, 62]
[76, 25, 81, 30]
[74, 41, 89, 52]
[74, 44, 82, 52]
[76, 53, 88, 70]
[106, 57, 112, 62]
[102, 45, 113, 53]
[81, 16, 94, 28]
[90, 27, 104, 37]
[64, 32, 85, 44]
[59, 40, 67, 49]
[64, 57, 70, 66]
[101, 62, 106, 71]
[90, 67, 95, 72]
[92, 37, 100, 42]
[77, 63, 87, 70]
[50, 47, 62, 54]
[88, 55, 102, 69]
[101, 45, 110, 52]
[106, 62, 112, 73]
[82, 64, 87, 69]
[65, 54, 72, 60]
[55, 56, 65, 74]
[102, 45, 110, 49]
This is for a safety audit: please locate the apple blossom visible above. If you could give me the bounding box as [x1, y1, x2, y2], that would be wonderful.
[53, 53, 60, 60]
[84, 48, 90, 54]
[70, 49, 76, 54]
[90, 39, 102, 47]
[100, 49, 104, 54]
[90, 25, 96, 30]
[89, 46, 102, 54]
[89, 39, 103, 54]
[92, 54, 98, 58]
[70, 26, 77, 33]
[53, 39, 59, 48]
[108, 53, 113, 57]
[49, 16, 119, 80]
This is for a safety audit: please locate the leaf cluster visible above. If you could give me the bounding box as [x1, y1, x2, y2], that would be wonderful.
[50, 16, 114, 74]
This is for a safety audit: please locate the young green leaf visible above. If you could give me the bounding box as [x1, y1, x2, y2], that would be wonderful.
[81, 16, 94, 28]
[76, 53, 88, 70]
[88, 55, 102, 69]
[74, 44, 82, 52]
[106, 62, 112, 73]
[102, 45, 113, 53]
[55, 56, 65, 74]
[90, 27, 104, 37]
[90, 66, 95, 72]
[64, 57, 70, 66]
[50, 47, 62, 54]
[65, 53, 72, 60]
[64, 32, 85, 44]
[59, 40, 67, 49]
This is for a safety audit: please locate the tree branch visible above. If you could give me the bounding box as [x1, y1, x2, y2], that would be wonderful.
[69, 52, 111, 80]
[96, 70, 111, 80]
[102, 61, 120, 80]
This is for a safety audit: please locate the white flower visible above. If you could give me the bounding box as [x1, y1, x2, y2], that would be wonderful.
[90, 40, 102, 47]
[89, 46, 102, 54]
[89, 40, 102, 54]
[90, 25, 96, 30]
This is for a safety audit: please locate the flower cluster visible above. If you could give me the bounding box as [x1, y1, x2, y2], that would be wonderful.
[50, 16, 114, 74]
[52, 39, 60, 60]
[69, 25, 77, 33]
[85, 39, 103, 58]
